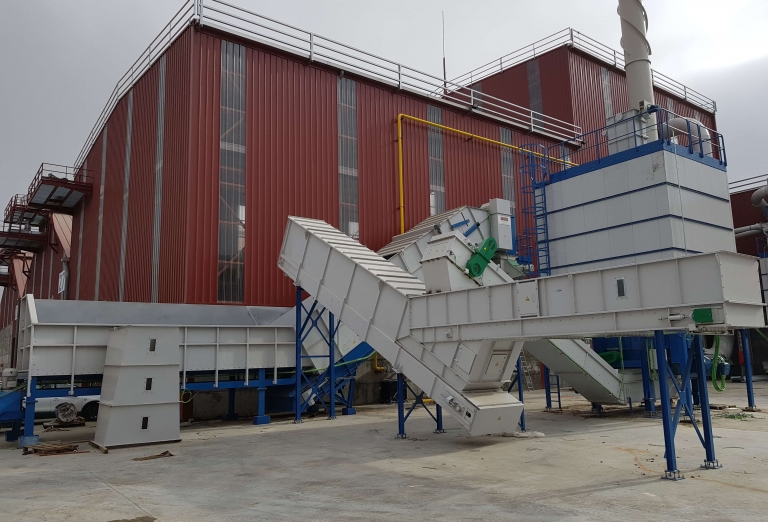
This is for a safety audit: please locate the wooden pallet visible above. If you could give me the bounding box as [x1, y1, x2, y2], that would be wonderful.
[22, 441, 90, 456]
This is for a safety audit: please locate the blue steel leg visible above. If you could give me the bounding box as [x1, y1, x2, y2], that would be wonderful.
[20, 376, 39, 448]
[693, 335, 720, 469]
[516, 356, 526, 432]
[640, 341, 656, 416]
[740, 329, 757, 410]
[654, 331, 681, 480]
[294, 287, 303, 424]
[396, 373, 407, 439]
[5, 421, 21, 442]
[254, 368, 270, 425]
[434, 404, 446, 434]
[543, 365, 552, 411]
[556, 375, 562, 410]
[342, 377, 356, 415]
[223, 388, 237, 420]
[328, 312, 336, 420]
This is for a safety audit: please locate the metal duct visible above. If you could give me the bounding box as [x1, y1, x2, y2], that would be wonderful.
[618, 0, 658, 139]
[751, 181, 768, 208]
[661, 117, 712, 156]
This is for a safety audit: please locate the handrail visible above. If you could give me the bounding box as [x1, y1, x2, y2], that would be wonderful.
[449, 28, 717, 114]
[729, 174, 768, 194]
[546, 107, 725, 176]
[28, 163, 94, 204]
[74, 0, 581, 170]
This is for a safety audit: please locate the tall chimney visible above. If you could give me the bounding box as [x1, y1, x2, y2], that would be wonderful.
[618, 0, 657, 138]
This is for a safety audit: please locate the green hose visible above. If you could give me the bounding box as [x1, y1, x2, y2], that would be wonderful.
[711, 335, 726, 392]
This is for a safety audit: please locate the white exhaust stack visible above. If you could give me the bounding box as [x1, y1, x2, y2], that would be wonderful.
[618, 0, 658, 139]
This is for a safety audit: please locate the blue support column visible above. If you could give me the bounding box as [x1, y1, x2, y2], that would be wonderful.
[654, 331, 681, 480]
[693, 335, 720, 469]
[294, 286, 303, 424]
[543, 365, 552, 411]
[20, 376, 39, 448]
[253, 368, 270, 425]
[342, 376, 357, 416]
[396, 373, 407, 439]
[516, 356, 526, 431]
[740, 329, 757, 411]
[640, 340, 656, 416]
[5, 421, 21, 443]
[434, 405, 446, 434]
[328, 312, 337, 420]
[222, 388, 237, 420]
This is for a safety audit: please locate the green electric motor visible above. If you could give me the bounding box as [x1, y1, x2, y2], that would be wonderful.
[466, 237, 498, 278]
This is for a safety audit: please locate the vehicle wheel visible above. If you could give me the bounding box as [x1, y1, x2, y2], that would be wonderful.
[81, 402, 99, 422]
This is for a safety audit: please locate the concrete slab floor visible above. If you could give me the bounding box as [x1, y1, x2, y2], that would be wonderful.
[1, 381, 767, 522]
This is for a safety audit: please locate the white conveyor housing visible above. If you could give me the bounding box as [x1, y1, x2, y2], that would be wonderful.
[278, 216, 766, 435]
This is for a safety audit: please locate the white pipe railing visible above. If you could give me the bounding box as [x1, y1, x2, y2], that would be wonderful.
[75, 0, 582, 169]
[449, 28, 717, 115]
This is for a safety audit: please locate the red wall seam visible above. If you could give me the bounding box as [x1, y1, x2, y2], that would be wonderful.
[124, 61, 159, 302]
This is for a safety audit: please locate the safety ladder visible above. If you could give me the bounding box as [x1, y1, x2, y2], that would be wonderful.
[519, 352, 535, 392]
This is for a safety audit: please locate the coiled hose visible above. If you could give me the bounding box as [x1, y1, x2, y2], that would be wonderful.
[711, 335, 726, 392]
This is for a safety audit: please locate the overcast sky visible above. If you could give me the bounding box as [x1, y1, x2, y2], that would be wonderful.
[1, 0, 766, 210]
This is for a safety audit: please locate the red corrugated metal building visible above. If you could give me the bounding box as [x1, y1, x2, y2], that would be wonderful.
[0, 7, 724, 337]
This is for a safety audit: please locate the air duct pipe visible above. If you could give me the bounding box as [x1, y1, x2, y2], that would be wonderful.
[734, 223, 768, 239]
[750, 180, 768, 208]
[618, 0, 658, 140]
[661, 117, 712, 157]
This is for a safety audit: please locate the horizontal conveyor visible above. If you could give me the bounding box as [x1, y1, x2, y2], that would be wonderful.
[278, 217, 766, 435]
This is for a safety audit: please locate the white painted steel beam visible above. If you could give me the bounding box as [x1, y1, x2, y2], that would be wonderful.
[278, 217, 765, 434]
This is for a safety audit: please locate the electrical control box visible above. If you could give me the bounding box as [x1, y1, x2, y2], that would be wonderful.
[488, 198, 515, 252]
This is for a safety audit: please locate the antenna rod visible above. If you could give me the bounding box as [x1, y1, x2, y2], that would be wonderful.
[442, 11, 447, 95]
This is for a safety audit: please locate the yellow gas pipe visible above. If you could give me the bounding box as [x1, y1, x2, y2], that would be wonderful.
[396, 113, 577, 234]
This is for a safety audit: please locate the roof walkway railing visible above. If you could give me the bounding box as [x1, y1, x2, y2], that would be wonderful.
[74, 0, 582, 169]
[449, 28, 717, 115]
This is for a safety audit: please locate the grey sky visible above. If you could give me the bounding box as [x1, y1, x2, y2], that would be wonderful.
[1, 0, 766, 211]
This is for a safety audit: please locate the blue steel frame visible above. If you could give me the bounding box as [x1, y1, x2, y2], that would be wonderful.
[739, 329, 757, 411]
[519, 144, 551, 277]
[543, 365, 561, 411]
[640, 339, 657, 416]
[654, 331, 720, 480]
[396, 373, 445, 439]
[294, 286, 356, 423]
[183, 371, 291, 425]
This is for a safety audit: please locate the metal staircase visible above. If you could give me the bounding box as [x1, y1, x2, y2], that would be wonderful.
[519, 352, 535, 392]
[519, 145, 551, 276]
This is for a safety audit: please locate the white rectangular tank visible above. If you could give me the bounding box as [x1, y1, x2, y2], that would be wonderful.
[545, 150, 735, 274]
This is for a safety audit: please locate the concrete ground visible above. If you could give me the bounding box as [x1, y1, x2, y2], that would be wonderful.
[1, 381, 767, 522]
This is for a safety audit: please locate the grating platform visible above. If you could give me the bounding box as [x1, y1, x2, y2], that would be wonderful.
[3, 194, 45, 227]
[25, 164, 93, 214]
[0, 226, 47, 253]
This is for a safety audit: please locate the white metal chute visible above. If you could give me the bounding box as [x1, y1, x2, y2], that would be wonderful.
[278, 216, 525, 436]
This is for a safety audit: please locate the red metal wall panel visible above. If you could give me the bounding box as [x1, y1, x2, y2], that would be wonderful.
[731, 190, 765, 255]
[476, 62, 529, 110]
[160, 29, 192, 304]
[356, 83, 429, 252]
[45, 243, 64, 300]
[0, 284, 18, 329]
[244, 46, 339, 306]
[538, 47, 574, 125]
[186, 30, 220, 305]
[98, 97, 129, 302]
[442, 112, 501, 210]
[568, 50, 610, 138]
[124, 61, 159, 303]
[76, 134, 104, 301]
